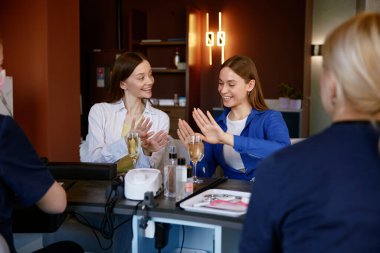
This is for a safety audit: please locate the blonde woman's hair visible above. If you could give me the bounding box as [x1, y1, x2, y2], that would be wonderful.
[323, 12, 380, 116]
[323, 12, 380, 152]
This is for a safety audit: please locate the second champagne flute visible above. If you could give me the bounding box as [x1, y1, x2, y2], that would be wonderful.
[187, 135, 204, 184]
[127, 131, 141, 169]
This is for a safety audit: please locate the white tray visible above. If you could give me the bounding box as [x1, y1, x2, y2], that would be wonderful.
[180, 189, 251, 217]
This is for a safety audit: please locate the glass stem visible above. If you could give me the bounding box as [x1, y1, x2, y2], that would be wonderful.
[133, 159, 137, 169]
[192, 161, 197, 181]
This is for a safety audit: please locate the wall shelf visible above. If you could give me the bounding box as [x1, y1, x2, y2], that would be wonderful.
[128, 6, 201, 137]
[139, 41, 186, 46]
[151, 68, 186, 73]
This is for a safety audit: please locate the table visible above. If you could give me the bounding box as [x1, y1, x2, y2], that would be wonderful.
[65, 178, 253, 253]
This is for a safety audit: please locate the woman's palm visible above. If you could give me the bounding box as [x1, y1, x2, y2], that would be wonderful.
[201, 124, 224, 144]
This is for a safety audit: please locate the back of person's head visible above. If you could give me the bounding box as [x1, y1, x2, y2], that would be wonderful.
[221, 55, 268, 110]
[322, 12, 380, 118]
[107, 52, 147, 103]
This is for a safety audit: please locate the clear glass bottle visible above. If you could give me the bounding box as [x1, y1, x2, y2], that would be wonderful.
[175, 157, 187, 201]
[164, 145, 177, 197]
[185, 164, 193, 195]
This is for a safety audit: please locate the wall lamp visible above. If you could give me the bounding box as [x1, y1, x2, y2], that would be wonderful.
[205, 12, 226, 65]
[206, 13, 213, 65]
[311, 44, 323, 56]
[217, 12, 225, 64]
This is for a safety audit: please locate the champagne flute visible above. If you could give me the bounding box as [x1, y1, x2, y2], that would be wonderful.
[126, 131, 141, 169]
[187, 135, 204, 184]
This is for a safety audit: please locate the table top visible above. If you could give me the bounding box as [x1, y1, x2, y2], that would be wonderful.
[65, 178, 253, 229]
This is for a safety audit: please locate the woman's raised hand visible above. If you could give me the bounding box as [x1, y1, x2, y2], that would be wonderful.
[131, 116, 153, 140]
[177, 118, 197, 146]
[192, 108, 228, 144]
[141, 130, 168, 154]
[130, 116, 168, 155]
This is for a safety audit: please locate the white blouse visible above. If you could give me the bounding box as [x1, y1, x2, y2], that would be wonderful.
[223, 115, 247, 171]
[80, 99, 170, 169]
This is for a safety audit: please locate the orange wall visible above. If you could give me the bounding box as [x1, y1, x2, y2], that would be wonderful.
[0, 0, 80, 161]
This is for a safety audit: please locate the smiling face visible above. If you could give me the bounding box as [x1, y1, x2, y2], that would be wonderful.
[218, 66, 254, 108]
[120, 60, 154, 99]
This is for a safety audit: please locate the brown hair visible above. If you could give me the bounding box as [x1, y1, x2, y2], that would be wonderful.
[221, 55, 268, 110]
[107, 52, 147, 103]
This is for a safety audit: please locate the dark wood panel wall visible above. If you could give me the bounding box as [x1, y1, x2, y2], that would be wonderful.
[80, 0, 307, 98]
[0, 0, 309, 161]
[80, 0, 308, 134]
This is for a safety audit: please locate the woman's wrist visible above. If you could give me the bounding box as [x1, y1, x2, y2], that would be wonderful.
[222, 132, 234, 146]
[142, 148, 152, 156]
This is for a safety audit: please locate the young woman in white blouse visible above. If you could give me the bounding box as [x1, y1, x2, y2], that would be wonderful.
[81, 52, 169, 172]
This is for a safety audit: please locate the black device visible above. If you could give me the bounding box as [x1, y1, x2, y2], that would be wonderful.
[144, 191, 157, 208]
[105, 174, 125, 199]
[155, 222, 170, 250]
[139, 191, 158, 229]
[48, 162, 117, 180]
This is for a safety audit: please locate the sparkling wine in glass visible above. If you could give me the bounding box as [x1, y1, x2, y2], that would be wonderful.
[127, 131, 141, 169]
[187, 135, 204, 184]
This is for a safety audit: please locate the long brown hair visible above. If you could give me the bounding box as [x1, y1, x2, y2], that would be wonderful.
[221, 55, 268, 110]
[107, 52, 147, 103]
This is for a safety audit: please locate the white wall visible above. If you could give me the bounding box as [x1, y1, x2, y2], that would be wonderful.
[357, 0, 380, 12]
[309, 0, 357, 135]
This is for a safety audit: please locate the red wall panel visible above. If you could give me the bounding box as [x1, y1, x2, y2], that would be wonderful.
[0, 0, 80, 161]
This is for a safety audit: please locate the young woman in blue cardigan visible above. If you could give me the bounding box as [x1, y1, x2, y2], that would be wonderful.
[178, 55, 290, 181]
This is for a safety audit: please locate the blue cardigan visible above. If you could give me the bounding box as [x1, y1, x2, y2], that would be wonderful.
[195, 108, 290, 180]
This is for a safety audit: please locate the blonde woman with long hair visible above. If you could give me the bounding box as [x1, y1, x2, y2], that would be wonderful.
[240, 12, 380, 253]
